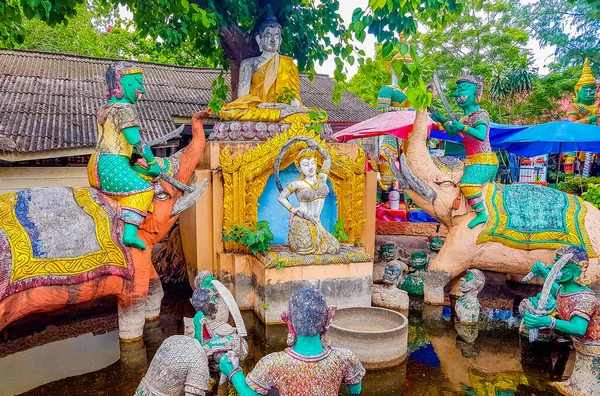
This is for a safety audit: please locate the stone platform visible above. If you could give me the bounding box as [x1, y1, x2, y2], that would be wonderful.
[208, 121, 336, 142]
[216, 246, 373, 324]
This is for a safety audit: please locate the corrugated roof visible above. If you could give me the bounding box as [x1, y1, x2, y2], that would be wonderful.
[0, 50, 377, 155]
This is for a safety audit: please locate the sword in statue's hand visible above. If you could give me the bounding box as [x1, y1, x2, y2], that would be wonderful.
[432, 71, 457, 123]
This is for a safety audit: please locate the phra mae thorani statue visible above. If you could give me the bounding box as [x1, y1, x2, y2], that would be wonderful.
[88, 61, 172, 250]
[275, 137, 340, 255]
[523, 246, 600, 396]
[372, 259, 409, 310]
[219, 288, 366, 396]
[454, 269, 485, 323]
[219, 16, 311, 124]
[431, 75, 498, 228]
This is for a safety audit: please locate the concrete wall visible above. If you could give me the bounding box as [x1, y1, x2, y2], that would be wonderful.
[0, 167, 88, 193]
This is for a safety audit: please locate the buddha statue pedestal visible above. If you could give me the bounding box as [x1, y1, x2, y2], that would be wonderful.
[209, 121, 337, 142]
[215, 245, 373, 324]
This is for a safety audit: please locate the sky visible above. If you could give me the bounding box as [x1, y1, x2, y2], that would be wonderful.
[312, 0, 556, 78]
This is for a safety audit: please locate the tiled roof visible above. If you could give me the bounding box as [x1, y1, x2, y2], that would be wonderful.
[0, 50, 377, 155]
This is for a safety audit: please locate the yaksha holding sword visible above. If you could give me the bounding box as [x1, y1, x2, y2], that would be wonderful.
[431, 74, 498, 228]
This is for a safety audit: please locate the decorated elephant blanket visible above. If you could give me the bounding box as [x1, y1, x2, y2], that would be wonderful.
[477, 183, 597, 257]
[0, 187, 133, 301]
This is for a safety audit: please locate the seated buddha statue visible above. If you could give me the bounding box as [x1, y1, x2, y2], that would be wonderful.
[219, 16, 312, 124]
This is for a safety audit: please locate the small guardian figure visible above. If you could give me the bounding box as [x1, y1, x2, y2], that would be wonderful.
[400, 250, 429, 295]
[372, 259, 409, 310]
[455, 269, 485, 323]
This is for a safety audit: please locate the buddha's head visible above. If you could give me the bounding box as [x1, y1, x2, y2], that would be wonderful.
[459, 269, 485, 295]
[295, 148, 319, 179]
[453, 75, 484, 109]
[105, 61, 145, 104]
[281, 288, 336, 346]
[573, 58, 597, 106]
[256, 16, 282, 54]
[554, 246, 590, 286]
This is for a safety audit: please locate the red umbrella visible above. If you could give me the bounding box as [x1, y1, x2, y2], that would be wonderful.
[334, 111, 441, 142]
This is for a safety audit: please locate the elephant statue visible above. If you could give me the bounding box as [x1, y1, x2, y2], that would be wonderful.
[389, 111, 600, 305]
[0, 110, 210, 340]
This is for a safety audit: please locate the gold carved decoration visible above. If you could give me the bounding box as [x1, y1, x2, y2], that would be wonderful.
[0, 188, 128, 282]
[220, 122, 366, 251]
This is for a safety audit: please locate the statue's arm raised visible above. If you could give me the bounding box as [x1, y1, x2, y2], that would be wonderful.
[219, 354, 262, 396]
[524, 311, 589, 337]
[238, 59, 253, 97]
[315, 144, 332, 181]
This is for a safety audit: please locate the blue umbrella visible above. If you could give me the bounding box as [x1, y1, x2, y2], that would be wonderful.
[492, 121, 600, 157]
[430, 123, 529, 147]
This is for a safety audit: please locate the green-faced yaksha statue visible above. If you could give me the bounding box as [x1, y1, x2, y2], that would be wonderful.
[566, 58, 598, 125]
[431, 75, 498, 228]
[88, 62, 170, 250]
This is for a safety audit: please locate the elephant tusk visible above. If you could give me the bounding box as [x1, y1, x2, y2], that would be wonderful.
[398, 153, 438, 203]
[171, 178, 209, 216]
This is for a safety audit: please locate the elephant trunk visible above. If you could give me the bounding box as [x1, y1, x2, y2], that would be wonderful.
[404, 111, 446, 196]
[169, 113, 207, 186]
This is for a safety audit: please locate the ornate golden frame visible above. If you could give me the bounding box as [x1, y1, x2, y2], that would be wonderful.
[220, 123, 366, 250]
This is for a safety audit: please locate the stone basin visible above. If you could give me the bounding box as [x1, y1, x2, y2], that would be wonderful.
[326, 307, 408, 370]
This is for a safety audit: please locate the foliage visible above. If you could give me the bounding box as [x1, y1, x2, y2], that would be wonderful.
[332, 219, 349, 242]
[222, 220, 275, 255]
[261, 302, 269, 310]
[582, 184, 600, 208]
[349, 0, 532, 121]
[307, 108, 328, 134]
[208, 72, 228, 113]
[272, 259, 286, 270]
[558, 176, 600, 195]
[0, 0, 464, 109]
[276, 87, 297, 105]
[518, 0, 600, 74]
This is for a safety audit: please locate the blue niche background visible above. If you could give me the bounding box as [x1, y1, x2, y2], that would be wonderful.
[257, 163, 338, 244]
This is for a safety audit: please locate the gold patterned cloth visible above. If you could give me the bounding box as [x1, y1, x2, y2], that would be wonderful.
[0, 187, 132, 301]
[219, 54, 310, 124]
[477, 183, 597, 257]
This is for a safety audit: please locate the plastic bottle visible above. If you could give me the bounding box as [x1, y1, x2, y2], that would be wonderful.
[389, 182, 400, 210]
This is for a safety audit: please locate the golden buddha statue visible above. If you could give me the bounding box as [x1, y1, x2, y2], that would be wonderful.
[219, 17, 312, 124]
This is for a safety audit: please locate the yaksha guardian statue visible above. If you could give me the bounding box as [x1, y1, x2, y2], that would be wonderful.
[523, 246, 600, 395]
[219, 288, 365, 396]
[88, 61, 171, 250]
[219, 16, 311, 124]
[566, 58, 598, 126]
[431, 75, 498, 228]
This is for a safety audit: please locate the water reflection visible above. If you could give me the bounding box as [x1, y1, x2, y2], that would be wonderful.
[0, 290, 573, 396]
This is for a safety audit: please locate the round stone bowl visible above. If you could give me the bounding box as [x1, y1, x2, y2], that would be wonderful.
[327, 307, 408, 370]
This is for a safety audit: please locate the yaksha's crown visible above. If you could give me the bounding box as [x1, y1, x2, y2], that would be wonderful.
[105, 61, 143, 99]
[456, 74, 484, 101]
[575, 58, 596, 91]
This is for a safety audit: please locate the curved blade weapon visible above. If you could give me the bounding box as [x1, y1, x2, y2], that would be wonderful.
[522, 253, 572, 342]
[432, 71, 457, 122]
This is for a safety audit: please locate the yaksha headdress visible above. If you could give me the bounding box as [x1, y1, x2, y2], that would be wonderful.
[386, 33, 414, 75]
[105, 61, 143, 100]
[574, 58, 596, 96]
[456, 74, 484, 102]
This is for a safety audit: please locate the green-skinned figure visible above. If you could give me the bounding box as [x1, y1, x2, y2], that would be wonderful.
[88, 62, 170, 250]
[431, 75, 498, 228]
[523, 246, 600, 395]
[566, 58, 598, 126]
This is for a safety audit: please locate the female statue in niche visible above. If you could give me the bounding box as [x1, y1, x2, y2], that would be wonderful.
[274, 137, 341, 255]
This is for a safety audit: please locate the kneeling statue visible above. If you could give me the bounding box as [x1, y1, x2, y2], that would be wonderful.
[219, 288, 365, 395]
[523, 246, 600, 396]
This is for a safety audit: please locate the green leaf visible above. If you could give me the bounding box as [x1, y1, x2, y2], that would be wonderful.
[352, 7, 364, 23]
[382, 41, 393, 58]
[181, 0, 189, 13]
